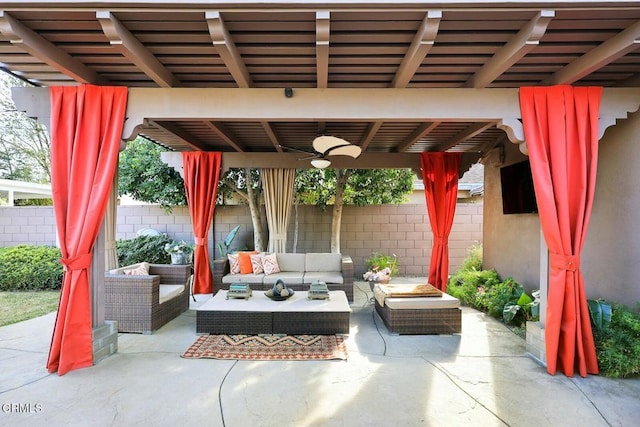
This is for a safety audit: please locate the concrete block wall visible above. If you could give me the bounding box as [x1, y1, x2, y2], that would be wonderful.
[0, 202, 482, 278]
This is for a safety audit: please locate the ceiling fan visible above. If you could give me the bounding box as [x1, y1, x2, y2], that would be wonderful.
[278, 136, 362, 168]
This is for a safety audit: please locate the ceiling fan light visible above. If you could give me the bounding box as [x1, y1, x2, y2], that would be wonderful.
[311, 159, 331, 169]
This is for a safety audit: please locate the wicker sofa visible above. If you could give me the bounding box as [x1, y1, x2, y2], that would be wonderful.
[104, 263, 191, 334]
[214, 253, 354, 302]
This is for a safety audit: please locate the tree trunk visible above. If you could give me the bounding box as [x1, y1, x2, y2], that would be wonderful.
[331, 170, 352, 253]
[245, 168, 266, 252]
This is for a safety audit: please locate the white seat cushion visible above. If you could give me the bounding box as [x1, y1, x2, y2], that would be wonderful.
[305, 253, 341, 272]
[303, 271, 343, 284]
[159, 284, 184, 304]
[262, 272, 304, 285]
[222, 273, 265, 284]
[383, 293, 460, 310]
[276, 253, 306, 271]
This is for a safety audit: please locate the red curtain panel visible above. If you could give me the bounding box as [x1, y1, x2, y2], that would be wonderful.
[519, 85, 600, 377]
[47, 85, 128, 375]
[421, 152, 461, 291]
[182, 152, 222, 294]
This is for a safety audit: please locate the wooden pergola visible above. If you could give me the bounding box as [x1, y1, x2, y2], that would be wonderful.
[3, 1, 640, 377]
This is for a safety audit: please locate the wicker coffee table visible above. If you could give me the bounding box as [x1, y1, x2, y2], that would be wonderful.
[196, 291, 351, 335]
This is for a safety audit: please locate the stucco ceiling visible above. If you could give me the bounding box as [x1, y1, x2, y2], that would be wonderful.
[1, 1, 639, 157]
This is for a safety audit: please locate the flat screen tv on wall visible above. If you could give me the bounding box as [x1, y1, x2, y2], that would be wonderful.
[500, 161, 538, 214]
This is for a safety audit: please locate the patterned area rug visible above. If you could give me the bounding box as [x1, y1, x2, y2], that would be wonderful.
[181, 334, 348, 361]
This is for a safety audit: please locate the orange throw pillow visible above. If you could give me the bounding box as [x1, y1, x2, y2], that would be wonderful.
[238, 251, 257, 274]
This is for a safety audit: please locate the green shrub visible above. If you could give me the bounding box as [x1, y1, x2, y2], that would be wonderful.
[116, 234, 173, 266]
[0, 245, 63, 291]
[481, 277, 524, 318]
[459, 244, 483, 272]
[593, 303, 640, 378]
[447, 268, 501, 310]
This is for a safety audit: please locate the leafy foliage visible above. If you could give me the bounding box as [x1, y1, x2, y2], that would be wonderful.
[459, 244, 483, 272]
[295, 168, 414, 207]
[593, 304, 640, 378]
[0, 73, 51, 183]
[118, 138, 187, 210]
[365, 252, 399, 276]
[0, 245, 62, 291]
[116, 234, 174, 266]
[447, 246, 538, 327]
[217, 225, 240, 257]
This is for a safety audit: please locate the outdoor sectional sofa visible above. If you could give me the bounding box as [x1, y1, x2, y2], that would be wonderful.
[104, 263, 192, 334]
[214, 252, 354, 302]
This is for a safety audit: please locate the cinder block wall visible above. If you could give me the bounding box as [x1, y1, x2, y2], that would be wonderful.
[0, 203, 482, 277]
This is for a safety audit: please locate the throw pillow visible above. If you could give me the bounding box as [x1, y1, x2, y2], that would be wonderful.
[250, 253, 264, 274]
[124, 262, 150, 276]
[262, 253, 280, 275]
[238, 251, 257, 274]
[228, 253, 240, 274]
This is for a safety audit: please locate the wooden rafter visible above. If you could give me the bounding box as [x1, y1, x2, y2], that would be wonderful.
[96, 11, 178, 88]
[396, 121, 441, 152]
[543, 20, 640, 85]
[316, 11, 330, 89]
[150, 120, 209, 151]
[206, 11, 252, 88]
[0, 11, 105, 84]
[203, 121, 246, 152]
[436, 122, 496, 151]
[391, 10, 441, 88]
[464, 10, 554, 88]
[359, 122, 383, 151]
[261, 122, 282, 152]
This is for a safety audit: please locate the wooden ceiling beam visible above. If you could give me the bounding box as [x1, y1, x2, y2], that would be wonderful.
[436, 122, 495, 151]
[96, 11, 179, 88]
[391, 10, 441, 88]
[206, 11, 252, 88]
[203, 121, 246, 152]
[261, 121, 282, 152]
[543, 20, 640, 85]
[316, 11, 330, 89]
[359, 121, 382, 151]
[396, 121, 441, 152]
[0, 11, 105, 84]
[465, 10, 554, 88]
[150, 120, 209, 151]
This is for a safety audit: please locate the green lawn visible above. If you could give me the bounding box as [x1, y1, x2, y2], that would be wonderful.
[0, 291, 60, 327]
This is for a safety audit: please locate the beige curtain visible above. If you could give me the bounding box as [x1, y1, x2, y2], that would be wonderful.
[263, 168, 296, 253]
[104, 168, 118, 271]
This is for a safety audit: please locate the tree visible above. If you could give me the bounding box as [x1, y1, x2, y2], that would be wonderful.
[0, 73, 51, 183]
[218, 168, 266, 252]
[118, 138, 187, 210]
[296, 168, 415, 252]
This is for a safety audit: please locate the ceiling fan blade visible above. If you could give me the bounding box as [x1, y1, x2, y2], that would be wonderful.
[327, 144, 362, 158]
[277, 144, 316, 155]
[312, 135, 350, 154]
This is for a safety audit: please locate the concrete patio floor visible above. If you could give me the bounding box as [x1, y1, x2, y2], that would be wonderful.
[1, 280, 639, 427]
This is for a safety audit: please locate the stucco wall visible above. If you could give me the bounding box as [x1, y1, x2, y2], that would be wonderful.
[0, 202, 482, 279]
[483, 109, 640, 305]
[582, 109, 640, 303]
[482, 143, 541, 292]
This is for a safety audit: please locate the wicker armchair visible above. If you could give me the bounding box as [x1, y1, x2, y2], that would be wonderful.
[104, 264, 191, 334]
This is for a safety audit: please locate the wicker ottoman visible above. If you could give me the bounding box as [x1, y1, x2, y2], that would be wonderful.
[375, 291, 461, 335]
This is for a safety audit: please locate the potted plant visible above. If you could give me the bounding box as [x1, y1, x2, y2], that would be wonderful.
[217, 225, 240, 258]
[363, 253, 398, 289]
[164, 240, 193, 265]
